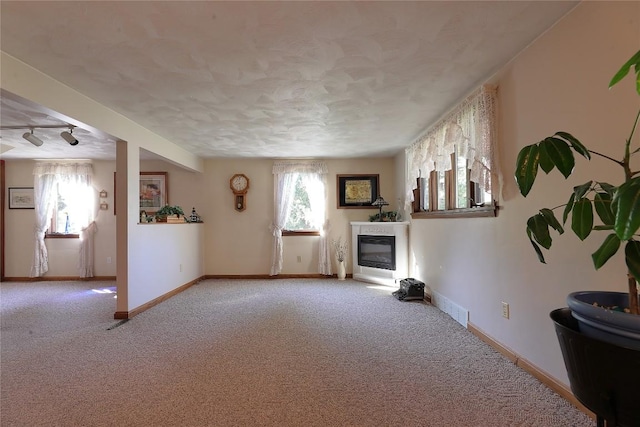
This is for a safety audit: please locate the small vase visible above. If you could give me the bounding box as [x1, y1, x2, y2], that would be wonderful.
[337, 260, 346, 281]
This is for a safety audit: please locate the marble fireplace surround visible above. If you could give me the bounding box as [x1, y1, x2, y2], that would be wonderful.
[350, 221, 409, 286]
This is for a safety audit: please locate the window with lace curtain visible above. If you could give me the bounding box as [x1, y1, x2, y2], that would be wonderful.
[406, 85, 499, 218]
[47, 181, 87, 237]
[284, 174, 318, 235]
[270, 161, 331, 276]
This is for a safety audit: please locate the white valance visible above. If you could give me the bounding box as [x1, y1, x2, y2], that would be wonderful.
[272, 161, 328, 175]
[33, 162, 94, 177]
[405, 85, 498, 199]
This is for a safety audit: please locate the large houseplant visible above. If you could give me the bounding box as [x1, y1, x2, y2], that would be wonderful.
[515, 50, 640, 346]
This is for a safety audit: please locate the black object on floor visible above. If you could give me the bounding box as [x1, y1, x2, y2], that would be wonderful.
[393, 278, 425, 301]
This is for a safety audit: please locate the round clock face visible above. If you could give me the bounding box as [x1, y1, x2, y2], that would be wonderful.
[230, 174, 249, 192]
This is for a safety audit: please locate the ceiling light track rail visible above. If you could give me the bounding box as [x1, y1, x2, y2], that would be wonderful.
[0, 124, 79, 147]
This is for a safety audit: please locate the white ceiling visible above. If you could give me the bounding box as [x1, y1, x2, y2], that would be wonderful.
[0, 1, 577, 161]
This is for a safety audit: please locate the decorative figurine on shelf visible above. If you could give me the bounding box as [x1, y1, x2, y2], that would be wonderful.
[140, 210, 147, 223]
[189, 207, 203, 223]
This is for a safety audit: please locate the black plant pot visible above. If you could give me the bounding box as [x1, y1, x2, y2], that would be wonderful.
[567, 291, 640, 351]
[550, 308, 640, 427]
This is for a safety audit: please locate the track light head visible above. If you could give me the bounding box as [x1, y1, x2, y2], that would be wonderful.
[22, 129, 44, 147]
[60, 128, 78, 146]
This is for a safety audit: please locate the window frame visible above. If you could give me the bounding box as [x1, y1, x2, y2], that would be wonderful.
[45, 182, 82, 238]
[413, 154, 497, 219]
[282, 173, 323, 235]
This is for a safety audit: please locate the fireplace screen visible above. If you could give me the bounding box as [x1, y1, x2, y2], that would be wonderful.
[357, 235, 396, 271]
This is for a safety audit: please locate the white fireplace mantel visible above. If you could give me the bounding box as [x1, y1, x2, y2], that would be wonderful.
[351, 221, 409, 286]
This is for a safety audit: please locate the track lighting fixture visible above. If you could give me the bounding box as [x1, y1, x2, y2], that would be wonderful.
[22, 129, 44, 147]
[60, 127, 79, 146]
[1, 124, 80, 147]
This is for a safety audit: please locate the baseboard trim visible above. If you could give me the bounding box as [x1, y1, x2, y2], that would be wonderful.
[467, 322, 593, 420]
[114, 276, 204, 320]
[2, 275, 117, 282]
[204, 274, 352, 280]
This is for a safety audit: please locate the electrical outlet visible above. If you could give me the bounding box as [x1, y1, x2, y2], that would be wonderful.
[297, 256, 302, 263]
[502, 302, 510, 319]
[106, 257, 112, 264]
[179, 263, 183, 272]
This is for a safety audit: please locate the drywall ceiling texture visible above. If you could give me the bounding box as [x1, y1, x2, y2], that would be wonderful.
[0, 1, 576, 160]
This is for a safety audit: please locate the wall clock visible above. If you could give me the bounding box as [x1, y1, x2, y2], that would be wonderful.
[229, 173, 250, 211]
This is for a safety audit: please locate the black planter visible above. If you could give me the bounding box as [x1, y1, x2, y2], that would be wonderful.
[567, 291, 640, 351]
[550, 308, 640, 427]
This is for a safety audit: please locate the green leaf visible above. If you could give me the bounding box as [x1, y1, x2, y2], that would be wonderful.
[563, 192, 576, 225]
[625, 240, 640, 283]
[571, 198, 594, 241]
[554, 131, 591, 160]
[573, 181, 593, 200]
[591, 233, 620, 269]
[515, 144, 540, 197]
[526, 227, 546, 263]
[594, 192, 615, 225]
[597, 182, 616, 196]
[538, 141, 555, 174]
[539, 208, 564, 234]
[613, 177, 640, 240]
[541, 137, 575, 178]
[527, 214, 552, 249]
[609, 50, 640, 95]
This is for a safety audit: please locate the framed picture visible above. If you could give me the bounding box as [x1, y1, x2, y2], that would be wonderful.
[113, 171, 168, 215]
[139, 172, 168, 213]
[8, 187, 35, 209]
[337, 174, 379, 208]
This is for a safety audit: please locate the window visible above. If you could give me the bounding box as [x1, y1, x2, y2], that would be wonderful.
[47, 181, 88, 236]
[284, 174, 318, 234]
[406, 85, 498, 218]
[271, 161, 331, 276]
[31, 162, 95, 278]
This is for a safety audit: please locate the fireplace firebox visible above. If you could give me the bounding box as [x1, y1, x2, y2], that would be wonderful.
[357, 235, 396, 270]
[351, 221, 409, 285]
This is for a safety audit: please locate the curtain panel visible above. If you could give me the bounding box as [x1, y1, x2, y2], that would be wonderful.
[30, 162, 95, 278]
[270, 161, 331, 276]
[405, 85, 499, 209]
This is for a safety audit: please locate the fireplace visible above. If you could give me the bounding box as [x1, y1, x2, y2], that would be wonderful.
[358, 235, 396, 271]
[351, 222, 409, 285]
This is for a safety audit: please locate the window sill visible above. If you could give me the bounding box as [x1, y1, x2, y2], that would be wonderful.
[411, 205, 497, 219]
[45, 233, 79, 239]
[282, 230, 321, 236]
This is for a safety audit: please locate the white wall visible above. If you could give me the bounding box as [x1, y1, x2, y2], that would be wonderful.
[406, 1, 639, 386]
[202, 158, 396, 275]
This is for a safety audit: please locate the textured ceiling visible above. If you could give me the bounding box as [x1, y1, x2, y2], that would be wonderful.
[0, 1, 577, 160]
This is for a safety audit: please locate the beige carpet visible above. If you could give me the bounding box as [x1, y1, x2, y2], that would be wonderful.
[1, 279, 593, 426]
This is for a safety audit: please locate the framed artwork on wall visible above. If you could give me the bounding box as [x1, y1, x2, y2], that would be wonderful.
[139, 172, 168, 213]
[113, 171, 169, 215]
[337, 174, 379, 208]
[8, 187, 35, 209]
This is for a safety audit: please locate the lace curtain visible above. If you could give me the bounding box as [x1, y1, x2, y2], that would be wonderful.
[405, 85, 499, 210]
[30, 162, 96, 278]
[270, 161, 331, 276]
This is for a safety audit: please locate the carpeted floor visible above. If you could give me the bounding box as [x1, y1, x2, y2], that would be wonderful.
[0, 278, 594, 426]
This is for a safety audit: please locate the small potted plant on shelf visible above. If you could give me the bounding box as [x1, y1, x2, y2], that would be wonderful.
[155, 205, 185, 223]
[515, 49, 640, 349]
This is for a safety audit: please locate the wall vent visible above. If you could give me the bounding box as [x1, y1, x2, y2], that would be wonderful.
[431, 290, 468, 328]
